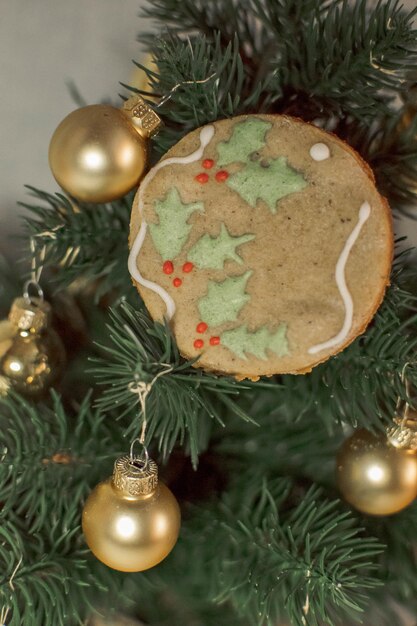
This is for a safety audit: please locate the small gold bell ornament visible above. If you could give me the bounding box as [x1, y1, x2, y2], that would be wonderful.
[48, 96, 162, 203]
[337, 384, 417, 516]
[0, 290, 66, 397]
[82, 447, 181, 572]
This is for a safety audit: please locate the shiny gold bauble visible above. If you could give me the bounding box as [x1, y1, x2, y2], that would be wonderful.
[0, 297, 65, 397]
[49, 104, 147, 203]
[82, 455, 181, 572]
[337, 429, 417, 516]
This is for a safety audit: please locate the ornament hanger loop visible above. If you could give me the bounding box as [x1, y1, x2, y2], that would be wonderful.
[129, 438, 149, 469]
[125, 339, 173, 444]
[22, 279, 44, 304]
[24, 237, 46, 304]
[396, 362, 412, 422]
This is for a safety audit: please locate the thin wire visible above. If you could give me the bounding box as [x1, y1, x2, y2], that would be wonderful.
[129, 438, 149, 468]
[9, 554, 23, 592]
[396, 362, 411, 426]
[155, 72, 217, 108]
[30, 237, 45, 284]
[24, 238, 46, 304]
[0, 606, 9, 625]
[128, 363, 173, 443]
[0, 555, 23, 626]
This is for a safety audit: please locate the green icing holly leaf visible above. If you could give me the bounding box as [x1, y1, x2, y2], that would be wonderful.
[221, 324, 289, 360]
[226, 157, 307, 214]
[217, 118, 272, 166]
[149, 187, 204, 261]
[198, 271, 252, 327]
[188, 224, 255, 270]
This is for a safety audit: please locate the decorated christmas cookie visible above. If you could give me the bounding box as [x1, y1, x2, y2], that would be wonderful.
[128, 115, 393, 378]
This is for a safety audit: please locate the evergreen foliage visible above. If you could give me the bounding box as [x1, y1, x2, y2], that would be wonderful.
[6, 0, 417, 624]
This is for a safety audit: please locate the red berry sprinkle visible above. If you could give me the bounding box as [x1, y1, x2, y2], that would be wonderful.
[163, 260, 174, 275]
[202, 159, 215, 169]
[173, 277, 182, 287]
[182, 262, 194, 273]
[215, 170, 229, 182]
[195, 172, 209, 184]
[196, 322, 208, 334]
[209, 336, 221, 346]
[194, 339, 204, 349]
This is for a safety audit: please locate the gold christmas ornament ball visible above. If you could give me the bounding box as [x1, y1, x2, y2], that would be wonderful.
[336, 428, 417, 516]
[48, 104, 147, 203]
[0, 298, 65, 397]
[82, 455, 181, 572]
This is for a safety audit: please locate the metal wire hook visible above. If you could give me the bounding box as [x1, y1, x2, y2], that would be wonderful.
[155, 72, 217, 108]
[22, 279, 44, 305]
[129, 438, 149, 469]
[395, 362, 411, 420]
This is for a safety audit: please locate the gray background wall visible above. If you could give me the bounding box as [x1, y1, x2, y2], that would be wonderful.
[0, 0, 416, 258]
[0, 0, 144, 255]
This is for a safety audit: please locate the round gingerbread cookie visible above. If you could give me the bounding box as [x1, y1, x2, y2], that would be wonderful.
[128, 114, 393, 378]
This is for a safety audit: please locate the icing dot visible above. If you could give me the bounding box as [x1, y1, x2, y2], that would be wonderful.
[173, 277, 182, 287]
[196, 322, 208, 334]
[215, 170, 229, 182]
[163, 260, 174, 275]
[182, 262, 194, 273]
[194, 339, 204, 349]
[202, 159, 215, 169]
[209, 336, 220, 346]
[310, 143, 330, 161]
[195, 172, 209, 184]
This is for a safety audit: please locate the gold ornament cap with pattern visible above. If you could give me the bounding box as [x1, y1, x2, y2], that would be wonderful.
[387, 406, 417, 451]
[122, 95, 162, 139]
[113, 455, 158, 497]
[9, 297, 51, 333]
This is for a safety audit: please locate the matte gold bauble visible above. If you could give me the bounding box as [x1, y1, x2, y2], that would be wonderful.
[49, 104, 147, 203]
[337, 428, 417, 516]
[0, 297, 65, 397]
[82, 455, 181, 572]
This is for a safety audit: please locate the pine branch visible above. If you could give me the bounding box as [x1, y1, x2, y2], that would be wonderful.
[215, 391, 342, 485]
[145, 475, 383, 626]
[369, 501, 417, 610]
[141, 0, 264, 58]
[141, 0, 417, 125]
[255, 0, 417, 120]
[368, 110, 417, 212]
[0, 393, 132, 626]
[91, 302, 262, 467]
[0, 516, 129, 626]
[0, 392, 124, 533]
[21, 187, 134, 300]
[127, 33, 276, 156]
[215, 478, 383, 626]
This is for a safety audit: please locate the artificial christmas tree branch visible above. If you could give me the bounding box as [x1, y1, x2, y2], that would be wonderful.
[3, 0, 417, 623]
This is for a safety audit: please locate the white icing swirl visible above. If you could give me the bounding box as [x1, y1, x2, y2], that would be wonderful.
[128, 125, 215, 320]
[308, 201, 371, 355]
[310, 143, 330, 161]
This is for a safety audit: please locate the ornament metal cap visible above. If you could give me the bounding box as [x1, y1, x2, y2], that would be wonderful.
[9, 297, 51, 333]
[387, 407, 417, 451]
[122, 95, 162, 139]
[112, 455, 158, 497]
